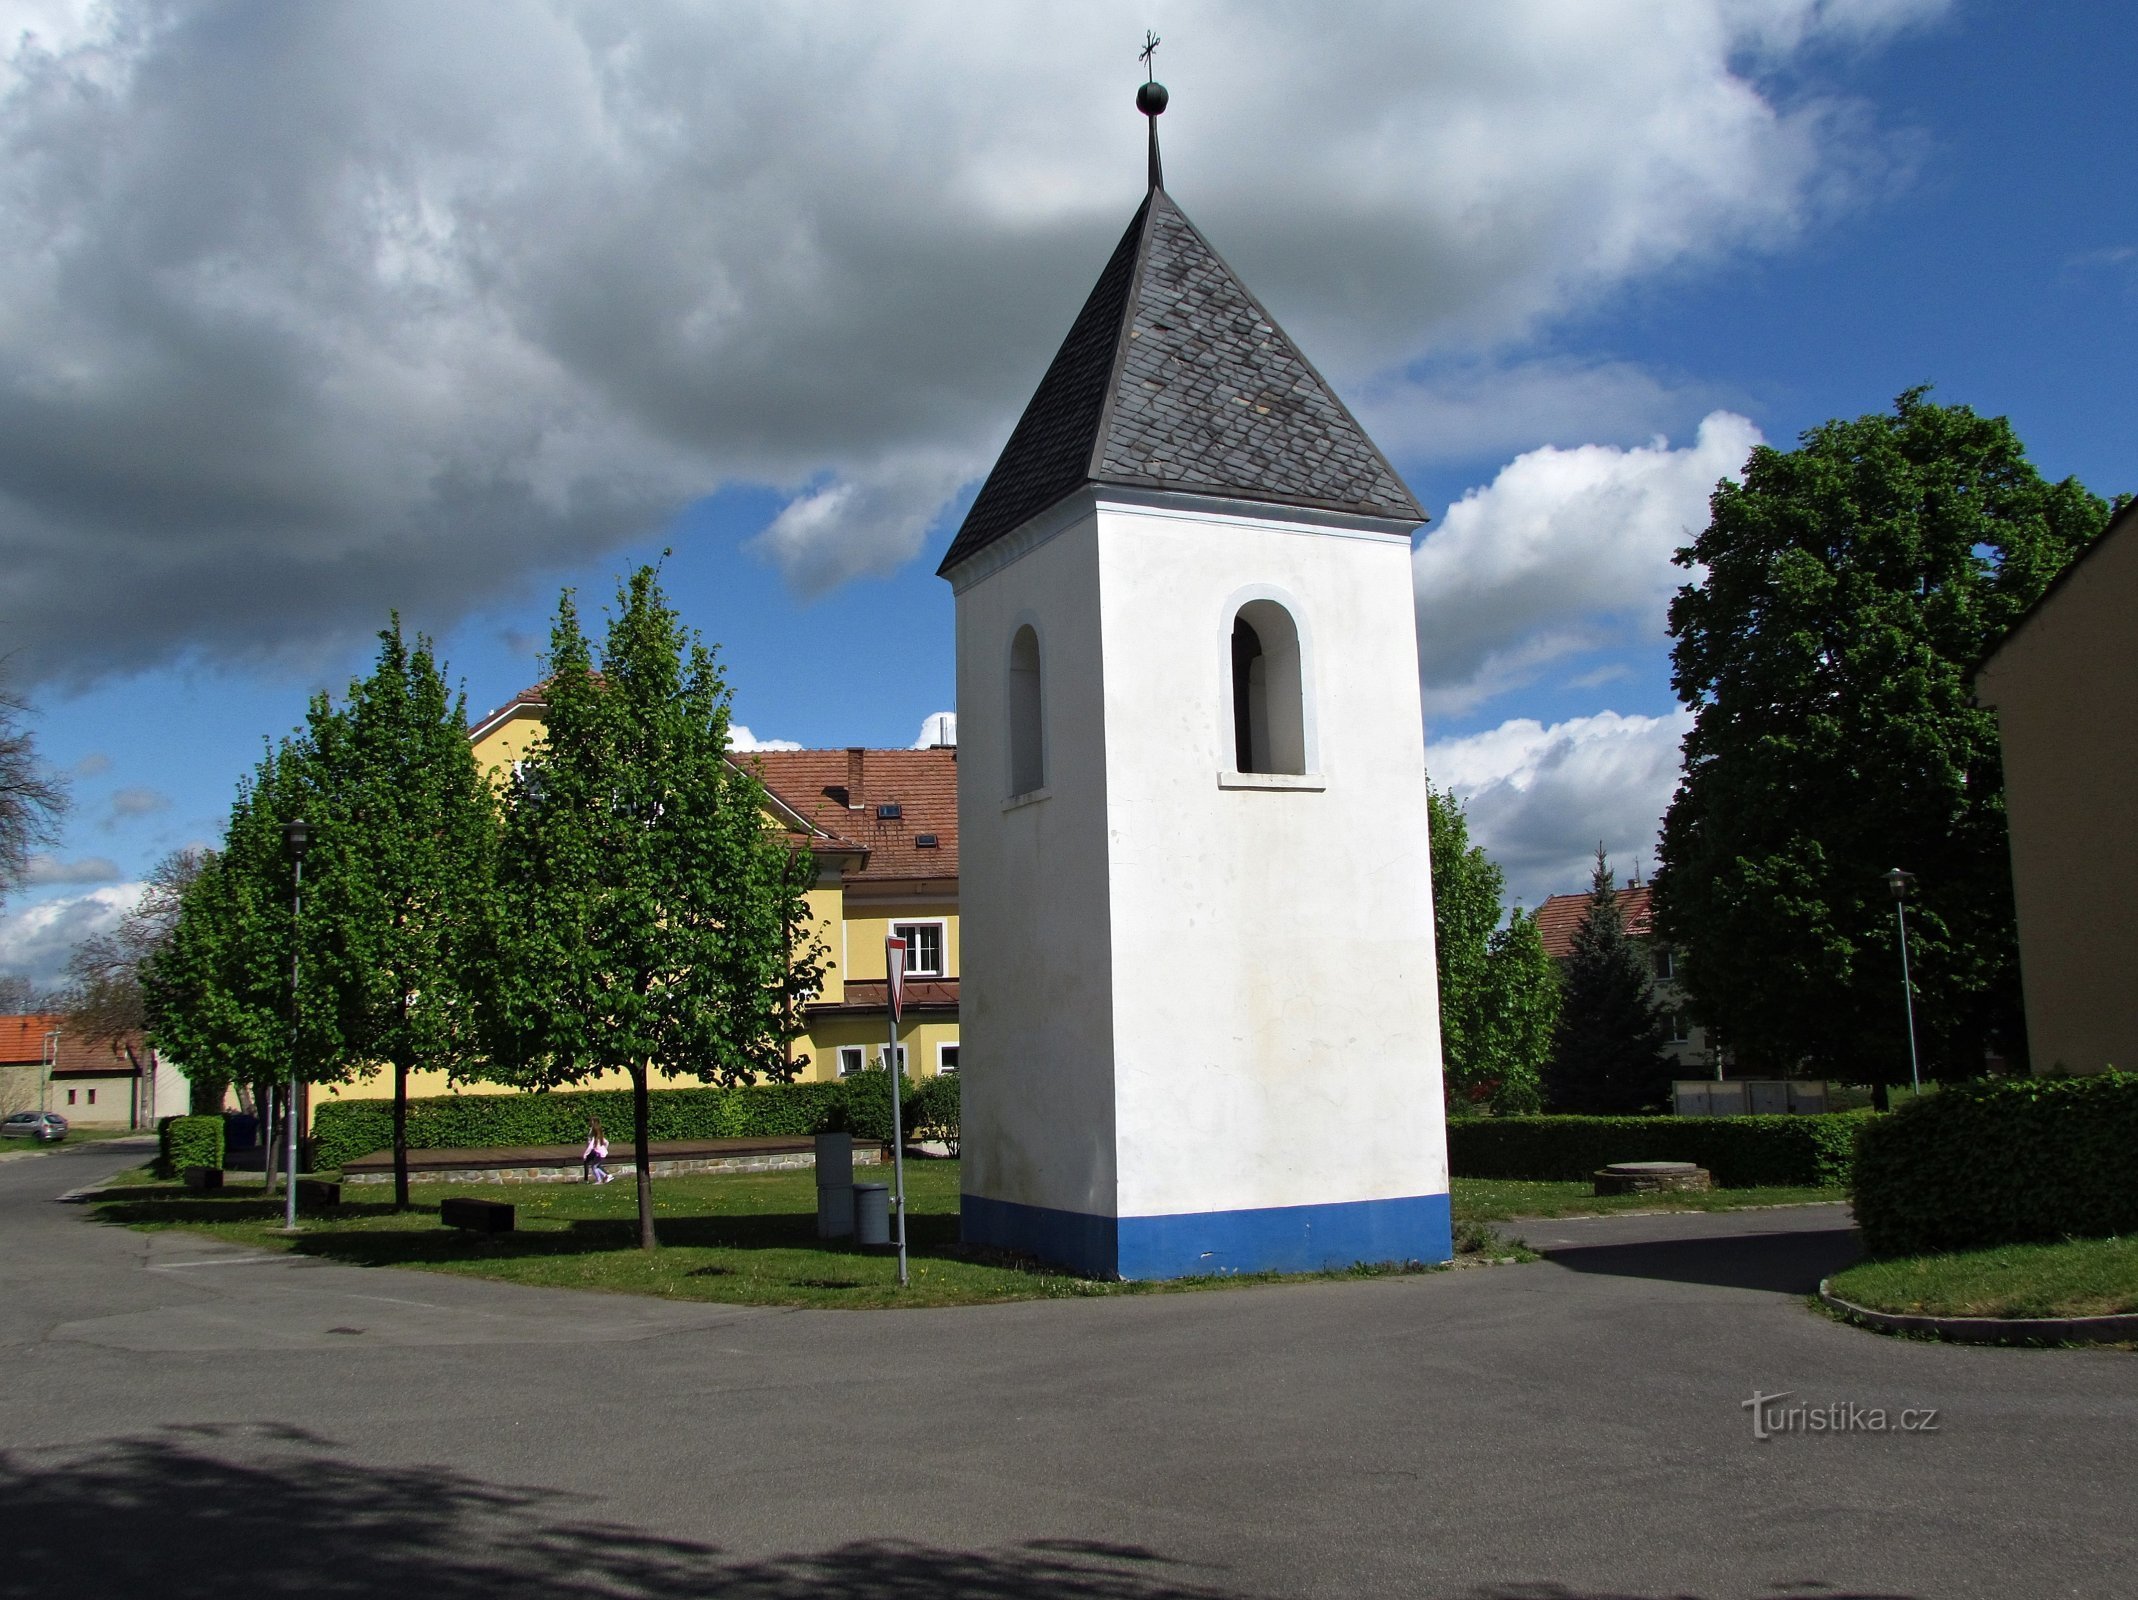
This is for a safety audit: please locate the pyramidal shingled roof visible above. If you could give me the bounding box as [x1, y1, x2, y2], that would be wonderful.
[938, 187, 1425, 576]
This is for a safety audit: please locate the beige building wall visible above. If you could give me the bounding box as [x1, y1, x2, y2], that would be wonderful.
[1977, 505, 2138, 1074]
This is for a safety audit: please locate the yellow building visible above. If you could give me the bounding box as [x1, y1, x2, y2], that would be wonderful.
[1976, 499, 2138, 1076]
[315, 686, 960, 1111]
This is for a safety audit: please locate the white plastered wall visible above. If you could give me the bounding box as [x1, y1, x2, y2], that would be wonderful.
[1092, 497, 1448, 1219]
[952, 504, 1120, 1218]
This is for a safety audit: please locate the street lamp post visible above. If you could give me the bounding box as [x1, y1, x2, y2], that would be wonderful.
[1885, 867, 1921, 1098]
[282, 818, 311, 1231]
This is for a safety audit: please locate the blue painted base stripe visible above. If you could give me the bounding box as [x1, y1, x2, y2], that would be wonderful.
[962, 1193, 1118, 1278]
[962, 1191, 1452, 1281]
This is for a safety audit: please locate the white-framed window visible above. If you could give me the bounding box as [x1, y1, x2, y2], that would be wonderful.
[86, 1088, 95, 1105]
[937, 1043, 959, 1075]
[876, 1045, 909, 1074]
[892, 921, 946, 977]
[1654, 945, 1676, 981]
[66, 1088, 76, 1105]
[837, 1045, 867, 1078]
[1670, 1011, 1692, 1044]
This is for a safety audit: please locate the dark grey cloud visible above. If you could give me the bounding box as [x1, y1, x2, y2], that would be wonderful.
[0, 1, 1943, 687]
[21, 852, 121, 886]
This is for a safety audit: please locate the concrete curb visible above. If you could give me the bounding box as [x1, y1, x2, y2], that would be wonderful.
[1817, 1279, 2138, 1347]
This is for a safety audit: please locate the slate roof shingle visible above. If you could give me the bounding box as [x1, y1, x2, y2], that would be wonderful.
[939, 187, 1424, 575]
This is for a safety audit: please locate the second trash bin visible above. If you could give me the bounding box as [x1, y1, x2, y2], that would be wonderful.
[852, 1181, 890, 1246]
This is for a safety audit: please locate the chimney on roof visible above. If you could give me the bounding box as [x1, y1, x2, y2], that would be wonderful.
[846, 747, 865, 805]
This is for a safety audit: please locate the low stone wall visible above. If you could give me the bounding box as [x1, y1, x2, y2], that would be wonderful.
[341, 1140, 883, 1186]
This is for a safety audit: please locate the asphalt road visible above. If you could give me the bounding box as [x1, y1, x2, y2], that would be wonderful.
[2, 1141, 2132, 1600]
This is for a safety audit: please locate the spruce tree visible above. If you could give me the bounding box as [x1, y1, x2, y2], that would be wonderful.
[1545, 847, 1672, 1113]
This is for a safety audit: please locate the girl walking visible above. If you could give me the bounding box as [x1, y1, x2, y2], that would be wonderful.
[583, 1117, 613, 1184]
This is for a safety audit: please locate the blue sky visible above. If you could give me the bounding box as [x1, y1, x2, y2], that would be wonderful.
[2, 1, 2131, 988]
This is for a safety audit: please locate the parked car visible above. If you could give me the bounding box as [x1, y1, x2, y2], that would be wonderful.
[1, 1111, 68, 1143]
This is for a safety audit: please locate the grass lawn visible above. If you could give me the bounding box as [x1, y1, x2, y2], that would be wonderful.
[1827, 1236, 2138, 1320]
[83, 1162, 1839, 1309]
[88, 1158, 1483, 1310]
[1451, 1178, 1845, 1222]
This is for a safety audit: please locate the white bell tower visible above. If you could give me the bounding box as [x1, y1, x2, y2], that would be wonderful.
[940, 80, 1450, 1278]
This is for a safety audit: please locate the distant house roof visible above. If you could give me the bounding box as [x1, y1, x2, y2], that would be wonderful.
[745, 747, 959, 885]
[937, 185, 1424, 576]
[0, 1014, 151, 1076]
[467, 681, 551, 745]
[1535, 884, 1656, 961]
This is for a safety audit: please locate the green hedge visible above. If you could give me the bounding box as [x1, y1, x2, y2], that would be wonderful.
[1447, 1113, 1870, 1188]
[311, 1077, 931, 1171]
[158, 1114, 225, 1178]
[1851, 1073, 2138, 1258]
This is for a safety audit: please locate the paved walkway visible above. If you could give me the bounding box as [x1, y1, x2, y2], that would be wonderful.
[2, 1145, 2132, 1599]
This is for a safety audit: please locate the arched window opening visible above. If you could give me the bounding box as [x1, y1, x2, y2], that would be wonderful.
[1008, 624, 1045, 795]
[1230, 601, 1305, 774]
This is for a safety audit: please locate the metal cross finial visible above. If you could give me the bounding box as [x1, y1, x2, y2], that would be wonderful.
[1136, 31, 1168, 190]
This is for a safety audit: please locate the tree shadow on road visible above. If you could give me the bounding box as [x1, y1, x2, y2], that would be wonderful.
[1538, 1228, 1862, 1295]
[0, 1425, 1924, 1600]
[0, 1424, 1249, 1600]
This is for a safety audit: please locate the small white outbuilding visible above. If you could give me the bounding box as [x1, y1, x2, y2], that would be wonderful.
[938, 93, 1451, 1278]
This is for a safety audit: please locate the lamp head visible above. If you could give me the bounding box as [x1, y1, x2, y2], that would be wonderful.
[283, 818, 313, 860]
[1884, 866, 1914, 902]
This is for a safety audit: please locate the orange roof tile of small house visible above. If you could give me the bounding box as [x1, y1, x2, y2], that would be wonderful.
[1534, 883, 1655, 961]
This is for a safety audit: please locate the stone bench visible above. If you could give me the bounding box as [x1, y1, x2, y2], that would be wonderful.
[1594, 1161, 1712, 1196]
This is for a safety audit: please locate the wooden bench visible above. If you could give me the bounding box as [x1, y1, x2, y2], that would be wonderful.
[440, 1196, 515, 1234]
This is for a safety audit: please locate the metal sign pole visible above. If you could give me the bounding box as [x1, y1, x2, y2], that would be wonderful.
[885, 934, 909, 1288]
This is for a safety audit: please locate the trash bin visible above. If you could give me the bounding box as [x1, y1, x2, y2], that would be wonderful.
[817, 1183, 855, 1240]
[814, 1131, 856, 1239]
[853, 1181, 890, 1246]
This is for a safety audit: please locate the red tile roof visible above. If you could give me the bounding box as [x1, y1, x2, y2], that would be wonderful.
[0, 1014, 151, 1074]
[1535, 883, 1654, 961]
[744, 748, 958, 884]
[466, 686, 957, 884]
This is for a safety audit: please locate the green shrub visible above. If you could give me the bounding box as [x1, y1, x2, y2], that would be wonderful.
[1447, 1112, 1869, 1188]
[158, 1114, 225, 1178]
[312, 1078, 881, 1170]
[911, 1071, 960, 1153]
[1851, 1072, 2138, 1258]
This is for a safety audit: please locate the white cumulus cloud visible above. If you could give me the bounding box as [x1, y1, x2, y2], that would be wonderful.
[0, 883, 140, 992]
[1429, 709, 1692, 910]
[728, 724, 801, 753]
[1413, 411, 1761, 716]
